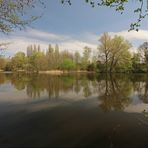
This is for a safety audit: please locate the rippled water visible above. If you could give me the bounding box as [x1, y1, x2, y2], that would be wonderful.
[0, 73, 148, 147]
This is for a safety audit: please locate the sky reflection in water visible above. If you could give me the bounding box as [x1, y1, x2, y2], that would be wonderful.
[0, 73, 148, 147]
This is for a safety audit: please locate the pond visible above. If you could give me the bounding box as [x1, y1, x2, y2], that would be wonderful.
[0, 73, 148, 147]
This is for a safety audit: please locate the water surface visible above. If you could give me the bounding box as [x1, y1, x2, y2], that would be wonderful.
[0, 73, 148, 147]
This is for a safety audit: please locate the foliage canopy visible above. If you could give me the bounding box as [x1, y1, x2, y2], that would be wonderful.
[0, 0, 43, 33]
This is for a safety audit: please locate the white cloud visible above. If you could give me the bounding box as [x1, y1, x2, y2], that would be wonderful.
[1, 28, 148, 56]
[110, 29, 148, 41]
[59, 40, 97, 53]
[0, 29, 98, 56]
[25, 29, 70, 41]
[99, 29, 148, 53]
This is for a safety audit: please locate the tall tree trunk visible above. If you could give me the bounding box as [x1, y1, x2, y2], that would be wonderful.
[105, 55, 108, 73]
[110, 56, 115, 73]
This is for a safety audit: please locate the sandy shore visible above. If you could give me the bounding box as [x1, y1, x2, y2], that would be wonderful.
[0, 70, 96, 75]
[39, 70, 95, 75]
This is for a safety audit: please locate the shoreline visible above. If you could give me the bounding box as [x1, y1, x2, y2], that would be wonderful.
[0, 70, 96, 75]
[0, 70, 147, 75]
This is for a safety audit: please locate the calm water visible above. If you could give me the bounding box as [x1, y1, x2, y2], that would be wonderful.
[0, 73, 148, 147]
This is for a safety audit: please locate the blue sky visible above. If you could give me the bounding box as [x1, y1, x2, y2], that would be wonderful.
[1, 0, 148, 56]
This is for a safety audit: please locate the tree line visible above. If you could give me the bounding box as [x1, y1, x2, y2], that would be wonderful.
[0, 43, 93, 72]
[0, 33, 148, 73]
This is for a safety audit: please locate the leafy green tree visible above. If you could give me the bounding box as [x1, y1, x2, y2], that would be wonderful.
[131, 53, 141, 72]
[74, 51, 81, 70]
[0, 56, 6, 70]
[54, 44, 60, 69]
[0, 0, 43, 33]
[27, 45, 33, 57]
[46, 44, 55, 70]
[109, 35, 132, 72]
[87, 63, 95, 71]
[37, 45, 41, 52]
[27, 51, 45, 72]
[60, 58, 76, 71]
[81, 46, 91, 70]
[98, 33, 132, 72]
[138, 42, 148, 63]
[11, 52, 26, 71]
[60, 50, 74, 61]
[35, 52, 48, 71]
[138, 42, 148, 72]
[4, 60, 12, 71]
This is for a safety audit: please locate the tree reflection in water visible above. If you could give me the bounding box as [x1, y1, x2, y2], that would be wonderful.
[132, 74, 148, 104]
[97, 74, 133, 112]
[0, 73, 6, 85]
[0, 73, 147, 111]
